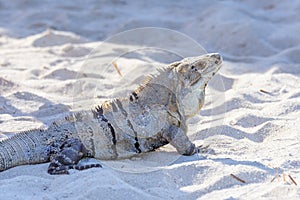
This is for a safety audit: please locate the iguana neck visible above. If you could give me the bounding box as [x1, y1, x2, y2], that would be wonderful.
[131, 68, 180, 109]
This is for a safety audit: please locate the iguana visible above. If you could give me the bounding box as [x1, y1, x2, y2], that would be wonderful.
[0, 53, 222, 174]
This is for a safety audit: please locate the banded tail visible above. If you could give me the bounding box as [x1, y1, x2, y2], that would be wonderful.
[0, 129, 50, 171]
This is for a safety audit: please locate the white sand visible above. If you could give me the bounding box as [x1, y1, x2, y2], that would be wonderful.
[0, 1, 300, 199]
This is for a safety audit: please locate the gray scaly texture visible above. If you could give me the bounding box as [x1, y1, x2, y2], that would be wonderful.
[0, 53, 222, 174]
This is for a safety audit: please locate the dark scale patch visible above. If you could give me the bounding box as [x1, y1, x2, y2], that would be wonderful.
[47, 138, 102, 175]
[147, 136, 169, 151]
[93, 105, 117, 145]
[129, 95, 133, 101]
[107, 123, 116, 145]
[74, 163, 102, 171]
[92, 107, 106, 122]
[126, 119, 142, 153]
[134, 137, 142, 153]
[95, 105, 103, 115]
[132, 91, 138, 100]
[94, 106, 108, 122]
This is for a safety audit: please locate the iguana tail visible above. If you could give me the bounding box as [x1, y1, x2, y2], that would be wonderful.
[0, 129, 50, 171]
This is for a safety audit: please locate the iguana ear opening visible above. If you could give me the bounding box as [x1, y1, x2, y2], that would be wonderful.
[177, 64, 188, 74]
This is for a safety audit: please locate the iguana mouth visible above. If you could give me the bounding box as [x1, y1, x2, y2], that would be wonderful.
[203, 66, 221, 77]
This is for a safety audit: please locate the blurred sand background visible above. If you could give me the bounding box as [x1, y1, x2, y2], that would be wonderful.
[0, 1, 300, 199]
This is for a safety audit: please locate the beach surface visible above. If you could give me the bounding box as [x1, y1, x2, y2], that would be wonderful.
[0, 1, 299, 199]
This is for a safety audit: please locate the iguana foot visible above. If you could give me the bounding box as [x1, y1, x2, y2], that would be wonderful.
[47, 138, 101, 175]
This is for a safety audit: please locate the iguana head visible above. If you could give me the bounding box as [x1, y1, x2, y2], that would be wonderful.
[173, 53, 223, 118]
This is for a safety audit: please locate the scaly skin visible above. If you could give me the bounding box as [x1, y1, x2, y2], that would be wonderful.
[0, 53, 222, 174]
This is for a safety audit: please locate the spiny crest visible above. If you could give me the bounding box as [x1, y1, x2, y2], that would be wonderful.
[62, 112, 83, 123]
[53, 111, 86, 125]
[95, 105, 103, 114]
[133, 65, 173, 95]
[91, 101, 113, 118]
[91, 105, 103, 119]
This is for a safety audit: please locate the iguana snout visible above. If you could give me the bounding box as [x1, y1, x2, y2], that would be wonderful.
[200, 53, 222, 76]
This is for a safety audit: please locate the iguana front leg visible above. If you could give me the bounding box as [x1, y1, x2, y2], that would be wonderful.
[47, 138, 101, 175]
[163, 125, 196, 156]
